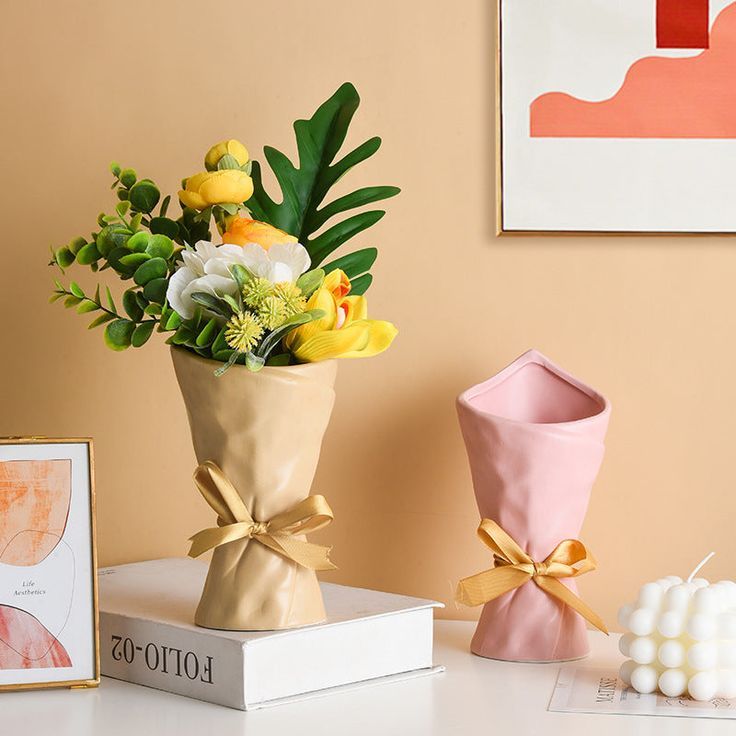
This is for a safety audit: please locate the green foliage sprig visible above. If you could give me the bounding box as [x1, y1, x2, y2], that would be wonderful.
[248, 82, 400, 295]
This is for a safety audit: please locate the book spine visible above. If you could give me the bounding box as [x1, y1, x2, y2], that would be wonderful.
[99, 611, 246, 709]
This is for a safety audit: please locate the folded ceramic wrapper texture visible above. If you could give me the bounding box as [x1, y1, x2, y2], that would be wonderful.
[172, 347, 336, 631]
[456, 349, 610, 662]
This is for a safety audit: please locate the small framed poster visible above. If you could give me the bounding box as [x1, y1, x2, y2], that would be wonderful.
[0, 438, 99, 691]
[498, 0, 736, 234]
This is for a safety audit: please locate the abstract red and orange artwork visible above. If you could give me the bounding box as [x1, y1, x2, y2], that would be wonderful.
[0, 460, 73, 671]
[499, 0, 736, 232]
[0, 460, 71, 567]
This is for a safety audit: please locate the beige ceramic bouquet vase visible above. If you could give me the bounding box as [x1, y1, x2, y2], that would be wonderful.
[171, 347, 337, 631]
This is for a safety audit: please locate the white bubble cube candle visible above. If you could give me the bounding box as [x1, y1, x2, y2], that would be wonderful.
[618, 554, 736, 701]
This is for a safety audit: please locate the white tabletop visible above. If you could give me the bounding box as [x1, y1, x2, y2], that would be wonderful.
[1, 622, 733, 735]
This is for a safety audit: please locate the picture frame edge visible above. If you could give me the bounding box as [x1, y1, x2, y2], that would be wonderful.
[0, 436, 100, 691]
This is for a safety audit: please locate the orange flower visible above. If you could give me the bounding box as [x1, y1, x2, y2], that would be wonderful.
[324, 269, 351, 299]
[222, 217, 297, 250]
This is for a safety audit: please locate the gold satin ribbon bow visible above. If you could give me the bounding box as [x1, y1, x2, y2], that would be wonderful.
[456, 519, 608, 634]
[188, 461, 337, 571]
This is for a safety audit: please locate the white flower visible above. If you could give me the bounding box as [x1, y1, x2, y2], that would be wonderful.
[238, 242, 311, 283]
[166, 240, 311, 320]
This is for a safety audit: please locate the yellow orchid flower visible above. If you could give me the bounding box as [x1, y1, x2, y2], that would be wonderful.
[178, 169, 254, 210]
[285, 270, 397, 362]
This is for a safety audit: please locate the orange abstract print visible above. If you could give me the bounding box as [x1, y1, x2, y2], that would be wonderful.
[0, 460, 72, 566]
[530, 2, 736, 138]
[0, 605, 71, 669]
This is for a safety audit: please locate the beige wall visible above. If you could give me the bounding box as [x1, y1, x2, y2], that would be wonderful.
[1, 0, 734, 631]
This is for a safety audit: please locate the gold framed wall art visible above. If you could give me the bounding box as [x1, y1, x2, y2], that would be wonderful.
[497, 0, 736, 234]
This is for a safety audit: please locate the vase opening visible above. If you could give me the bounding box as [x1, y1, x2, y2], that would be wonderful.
[464, 351, 607, 425]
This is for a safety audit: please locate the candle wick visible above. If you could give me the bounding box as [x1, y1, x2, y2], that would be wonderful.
[687, 551, 716, 583]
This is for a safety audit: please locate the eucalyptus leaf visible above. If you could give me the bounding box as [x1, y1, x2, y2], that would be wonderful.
[133, 257, 167, 286]
[69, 281, 85, 299]
[55, 247, 75, 269]
[128, 179, 160, 213]
[143, 277, 168, 304]
[104, 319, 135, 351]
[120, 252, 151, 268]
[76, 300, 98, 314]
[88, 312, 116, 329]
[135, 291, 149, 310]
[76, 242, 101, 265]
[68, 236, 87, 255]
[106, 247, 133, 275]
[123, 289, 144, 321]
[96, 225, 130, 258]
[159, 195, 171, 218]
[126, 231, 150, 253]
[132, 321, 155, 347]
[120, 168, 137, 188]
[145, 234, 174, 259]
[105, 285, 116, 312]
[150, 216, 179, 239]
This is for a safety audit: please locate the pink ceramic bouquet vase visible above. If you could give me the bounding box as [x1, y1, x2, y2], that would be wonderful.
[456, 349, 610, 662]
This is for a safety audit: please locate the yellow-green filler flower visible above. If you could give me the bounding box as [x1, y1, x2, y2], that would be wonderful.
[225, 312, 264, 353]
[258, 295, 287, 330]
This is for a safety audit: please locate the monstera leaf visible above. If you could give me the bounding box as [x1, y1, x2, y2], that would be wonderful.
[247, 83, 399, 294]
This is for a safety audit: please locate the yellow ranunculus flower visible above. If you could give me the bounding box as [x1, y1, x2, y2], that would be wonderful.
[178, 170, 254, 210]
[285, 270, 397, 362]
[222, 216, 297, 250]
[205, 139, 249, 170]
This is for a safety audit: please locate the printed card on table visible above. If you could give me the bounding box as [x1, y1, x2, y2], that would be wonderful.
[550, 667, 736, 719]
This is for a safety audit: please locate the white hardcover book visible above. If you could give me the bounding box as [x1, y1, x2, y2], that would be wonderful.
[98, 558, 443, 710]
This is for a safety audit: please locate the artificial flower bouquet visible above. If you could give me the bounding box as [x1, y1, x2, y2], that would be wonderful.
[49, 83, 397, 374]
[48, 83, 398, 630]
